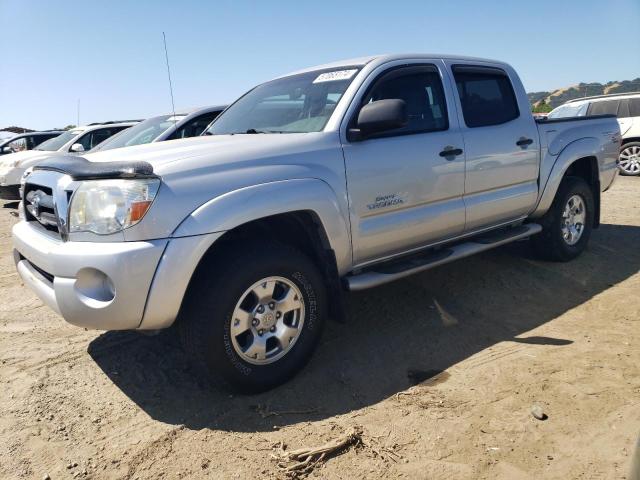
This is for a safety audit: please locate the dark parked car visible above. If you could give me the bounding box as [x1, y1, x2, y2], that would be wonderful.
[0, 131, 64, 156]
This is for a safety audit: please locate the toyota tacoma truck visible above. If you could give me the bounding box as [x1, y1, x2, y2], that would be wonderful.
[12, 54, 620, 392]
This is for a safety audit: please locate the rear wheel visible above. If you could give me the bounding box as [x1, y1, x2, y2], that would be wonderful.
[530, 177, 594, 262]
[179, 241, 326, 393]
[618, 142, 640, 176]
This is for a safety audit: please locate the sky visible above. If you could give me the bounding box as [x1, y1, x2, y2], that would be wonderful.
[1, 0, 639, 130]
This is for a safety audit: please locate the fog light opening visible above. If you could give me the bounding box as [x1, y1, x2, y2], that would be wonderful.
[74, 268, 115, 308]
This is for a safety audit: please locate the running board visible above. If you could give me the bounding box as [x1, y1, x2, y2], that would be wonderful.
[346, 223, 542, 291]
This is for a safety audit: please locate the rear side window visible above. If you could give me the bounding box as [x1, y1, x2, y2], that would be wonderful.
[587, 100, 620, 116]
[617, 100, 631, 118]
[452, 66, 519, 128]
[629, 98, 640, 117]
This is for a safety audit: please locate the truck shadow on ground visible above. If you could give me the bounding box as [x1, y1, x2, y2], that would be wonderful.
[88, 223, 640, 433]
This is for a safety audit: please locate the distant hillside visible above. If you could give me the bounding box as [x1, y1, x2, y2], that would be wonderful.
[528, 78, 640, 110]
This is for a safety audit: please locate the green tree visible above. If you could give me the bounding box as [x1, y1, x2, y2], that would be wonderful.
[532, 101, 553, 114]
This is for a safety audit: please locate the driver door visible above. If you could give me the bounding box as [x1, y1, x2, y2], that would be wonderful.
[342, 63, 466, 266]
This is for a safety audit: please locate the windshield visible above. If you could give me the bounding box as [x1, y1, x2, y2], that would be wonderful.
[548, 103, 588, 119]
[36, 130, 81, 151]
[91, 114, 186, 152]
[206, 68, 360, 135]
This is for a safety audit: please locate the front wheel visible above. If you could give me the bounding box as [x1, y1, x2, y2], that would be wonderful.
[618, 142, 640, 176]
[530, 177, 595, 262]
[179, 241, 327, 393]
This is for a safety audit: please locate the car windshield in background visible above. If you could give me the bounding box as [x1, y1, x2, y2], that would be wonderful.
[548, 103, 588, 119]
[35, 130, 81, 151]
[207, 68, 360, 135]
[91, 115, 186, 152]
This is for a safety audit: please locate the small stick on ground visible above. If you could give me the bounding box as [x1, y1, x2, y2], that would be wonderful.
[251, 404, 319, 419]
[272, 426, 363, 476]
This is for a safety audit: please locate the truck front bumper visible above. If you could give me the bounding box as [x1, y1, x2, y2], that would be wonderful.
[12, 221, 168, 330]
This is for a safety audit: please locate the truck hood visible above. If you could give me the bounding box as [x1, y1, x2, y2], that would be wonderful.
[81, 132, 344, 240]
[83, 134, 323, 176]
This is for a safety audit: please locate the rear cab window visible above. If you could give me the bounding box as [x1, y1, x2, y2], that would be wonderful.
[452, 65, 519, 128]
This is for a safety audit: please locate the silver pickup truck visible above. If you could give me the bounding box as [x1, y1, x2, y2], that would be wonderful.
[12, 54, 620, 392]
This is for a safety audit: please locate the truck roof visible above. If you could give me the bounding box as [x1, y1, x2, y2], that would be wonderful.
[283, 53, 507, 77]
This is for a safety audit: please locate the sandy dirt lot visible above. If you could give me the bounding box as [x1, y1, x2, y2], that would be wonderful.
[0, 177, 639, 480]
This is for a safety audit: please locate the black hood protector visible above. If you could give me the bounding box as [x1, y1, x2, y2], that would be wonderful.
[33, 156, 155, 180]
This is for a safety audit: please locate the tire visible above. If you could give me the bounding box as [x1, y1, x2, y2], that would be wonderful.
[618, 142, 640, 176]
[530, 176, 594, 262]
[179, 240, 327, 393]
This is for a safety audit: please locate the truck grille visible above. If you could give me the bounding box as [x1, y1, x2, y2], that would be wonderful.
[23, 183, 61, 235]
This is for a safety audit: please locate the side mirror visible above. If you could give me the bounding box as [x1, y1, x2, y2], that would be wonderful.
[349, 99, 408, 141]
[70, 143, 85, 153]
[1, 146, 13, 154]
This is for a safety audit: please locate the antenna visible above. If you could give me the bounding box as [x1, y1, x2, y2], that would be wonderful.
[162, 32, 178, 128]
[77, 99, 80, 127]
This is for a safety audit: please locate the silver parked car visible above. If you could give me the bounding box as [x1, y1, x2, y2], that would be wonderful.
[90, 105, 226, 152]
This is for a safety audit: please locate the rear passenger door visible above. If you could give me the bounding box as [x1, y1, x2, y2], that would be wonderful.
[447, 63, 540, 231]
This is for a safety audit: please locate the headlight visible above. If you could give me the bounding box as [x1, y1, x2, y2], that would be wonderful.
[68, 178, 160, 235]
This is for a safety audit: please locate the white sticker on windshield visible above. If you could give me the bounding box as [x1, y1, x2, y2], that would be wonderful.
[313, 69, 358, 84]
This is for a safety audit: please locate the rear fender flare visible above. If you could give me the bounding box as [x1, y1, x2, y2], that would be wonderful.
[531, 137, 600, 218]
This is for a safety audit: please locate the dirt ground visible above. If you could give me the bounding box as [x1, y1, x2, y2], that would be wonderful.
[0, 177, 639, 480]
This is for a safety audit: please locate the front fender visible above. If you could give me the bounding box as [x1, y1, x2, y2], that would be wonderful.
[172, 178, 352, 274]
[139, 178, 352, 330]
[530, 137, 601, 218]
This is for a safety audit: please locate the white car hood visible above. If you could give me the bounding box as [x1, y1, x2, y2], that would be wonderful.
[1, 149, 65, 168]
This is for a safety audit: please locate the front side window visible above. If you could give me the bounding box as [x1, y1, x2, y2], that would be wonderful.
[75, 128, 119, 151]
[206, 67, 360, 135]
[8, 137, 27, 152]
[76, 131, 98, 151]
[169, 111, 222, 140]
[587, 100, 620, 116]
[359, 65, 449, 136]
[35, 130, 82, 151]
[452, 66, 519, 128]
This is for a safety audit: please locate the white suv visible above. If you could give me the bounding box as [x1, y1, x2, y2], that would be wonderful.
[548, 92, 640, 176]
[0, 121, 137, 199]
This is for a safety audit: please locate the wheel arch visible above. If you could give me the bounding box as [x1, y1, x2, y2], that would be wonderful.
[531, 137, 602, 227]
[621, 136, 640, 146]
[139, 179, 351, 330]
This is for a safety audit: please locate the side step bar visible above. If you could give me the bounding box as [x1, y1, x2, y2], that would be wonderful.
[346, 223, 542, 291]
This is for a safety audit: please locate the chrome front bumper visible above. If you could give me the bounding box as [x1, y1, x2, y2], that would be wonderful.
[12, 221, 167, 330]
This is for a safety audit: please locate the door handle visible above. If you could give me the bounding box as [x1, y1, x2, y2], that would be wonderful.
[439, 146, 463, 158]
[516, 137, 533, 147]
